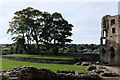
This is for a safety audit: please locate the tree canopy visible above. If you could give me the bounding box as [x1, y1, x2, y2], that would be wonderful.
[7, 7, 73, 55]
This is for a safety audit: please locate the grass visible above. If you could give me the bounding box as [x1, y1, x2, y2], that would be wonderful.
[7, 54, 75, 60]
[0, 58, 2, 70]
[1, 58, 87, 72]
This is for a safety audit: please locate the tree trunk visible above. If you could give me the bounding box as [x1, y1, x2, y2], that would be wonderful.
[35, 38, 40, 54]
[33, 28, 40, 54]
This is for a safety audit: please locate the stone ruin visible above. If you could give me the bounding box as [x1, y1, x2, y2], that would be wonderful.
[87, 65, 119, 77]
[1, 64, 120, 80]
[1, 66, 101, 80]
[100, 15, 120, 65]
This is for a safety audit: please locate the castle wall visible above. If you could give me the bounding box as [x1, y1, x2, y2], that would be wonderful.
[100, 15, 120, 65]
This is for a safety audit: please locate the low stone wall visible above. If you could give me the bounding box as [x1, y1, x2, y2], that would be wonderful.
[1, 66, 102, 80]
[101, 77, 120, 80]
[61, 52, 100, 62]
[2, 56, 76, 64]
[1, 66, 120, 80]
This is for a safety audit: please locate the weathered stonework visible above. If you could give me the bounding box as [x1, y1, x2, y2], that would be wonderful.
[1, 66, 102, 80]
[100, 15, 120, 65]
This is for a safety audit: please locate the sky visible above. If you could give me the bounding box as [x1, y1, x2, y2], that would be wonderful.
[0, 0, 119, 44]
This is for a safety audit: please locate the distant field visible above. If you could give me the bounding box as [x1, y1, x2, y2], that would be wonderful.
[7, 54, 76, 60]
[1, 58, 87, 72]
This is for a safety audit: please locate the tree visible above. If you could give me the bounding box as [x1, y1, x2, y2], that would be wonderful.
[40, 12, 52, 44]
[49, 12, 73, 54]
[7, 7, 74, 55]
[7, 7, 43, 53]
[40, 12, 73, 54]
[40, 12, 53, 54]
[15, 36, 28, 54]
[57, 19, 73, 46]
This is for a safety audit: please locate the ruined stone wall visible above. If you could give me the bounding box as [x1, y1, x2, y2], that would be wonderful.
[100, 15, 120, 65]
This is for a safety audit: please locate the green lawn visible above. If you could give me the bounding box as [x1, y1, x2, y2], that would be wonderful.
[7, 54, 75, 60]
[1, 58, 87, 72]
[0, 58, 2, 70]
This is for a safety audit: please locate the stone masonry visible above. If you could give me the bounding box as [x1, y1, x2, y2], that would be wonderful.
[100, 15, 120, 65]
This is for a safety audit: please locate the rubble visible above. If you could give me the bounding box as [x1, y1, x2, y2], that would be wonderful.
[87, 65, 97, 71]
[1, 65, 119, 80]
[1, 66, 101, 80]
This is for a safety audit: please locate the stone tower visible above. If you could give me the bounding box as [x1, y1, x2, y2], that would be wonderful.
[100, 15, 120, 65]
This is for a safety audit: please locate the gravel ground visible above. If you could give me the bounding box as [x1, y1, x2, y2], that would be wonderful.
[103, 66, 120, 80]
[105, 66, 120, 75]
[102, 77, 120, 80]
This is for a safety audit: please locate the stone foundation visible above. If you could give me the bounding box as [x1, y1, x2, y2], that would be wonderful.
[1, 66, 101, 80]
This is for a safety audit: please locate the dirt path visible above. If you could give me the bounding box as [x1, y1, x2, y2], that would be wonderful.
[102, 66, 120, 80]
[105, 66, 120, 75]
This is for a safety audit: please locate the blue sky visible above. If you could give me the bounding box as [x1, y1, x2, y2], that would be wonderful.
[0, 0, 119, 44]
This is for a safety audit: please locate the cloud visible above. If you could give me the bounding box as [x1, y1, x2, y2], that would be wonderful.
[0, 2, 118, 44]
[0, 0, 119, 3]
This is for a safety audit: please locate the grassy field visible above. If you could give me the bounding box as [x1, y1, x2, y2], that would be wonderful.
[1, 58, 87, 72]
[7, 54, 76, 60]
[0, 58, 2, 70]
